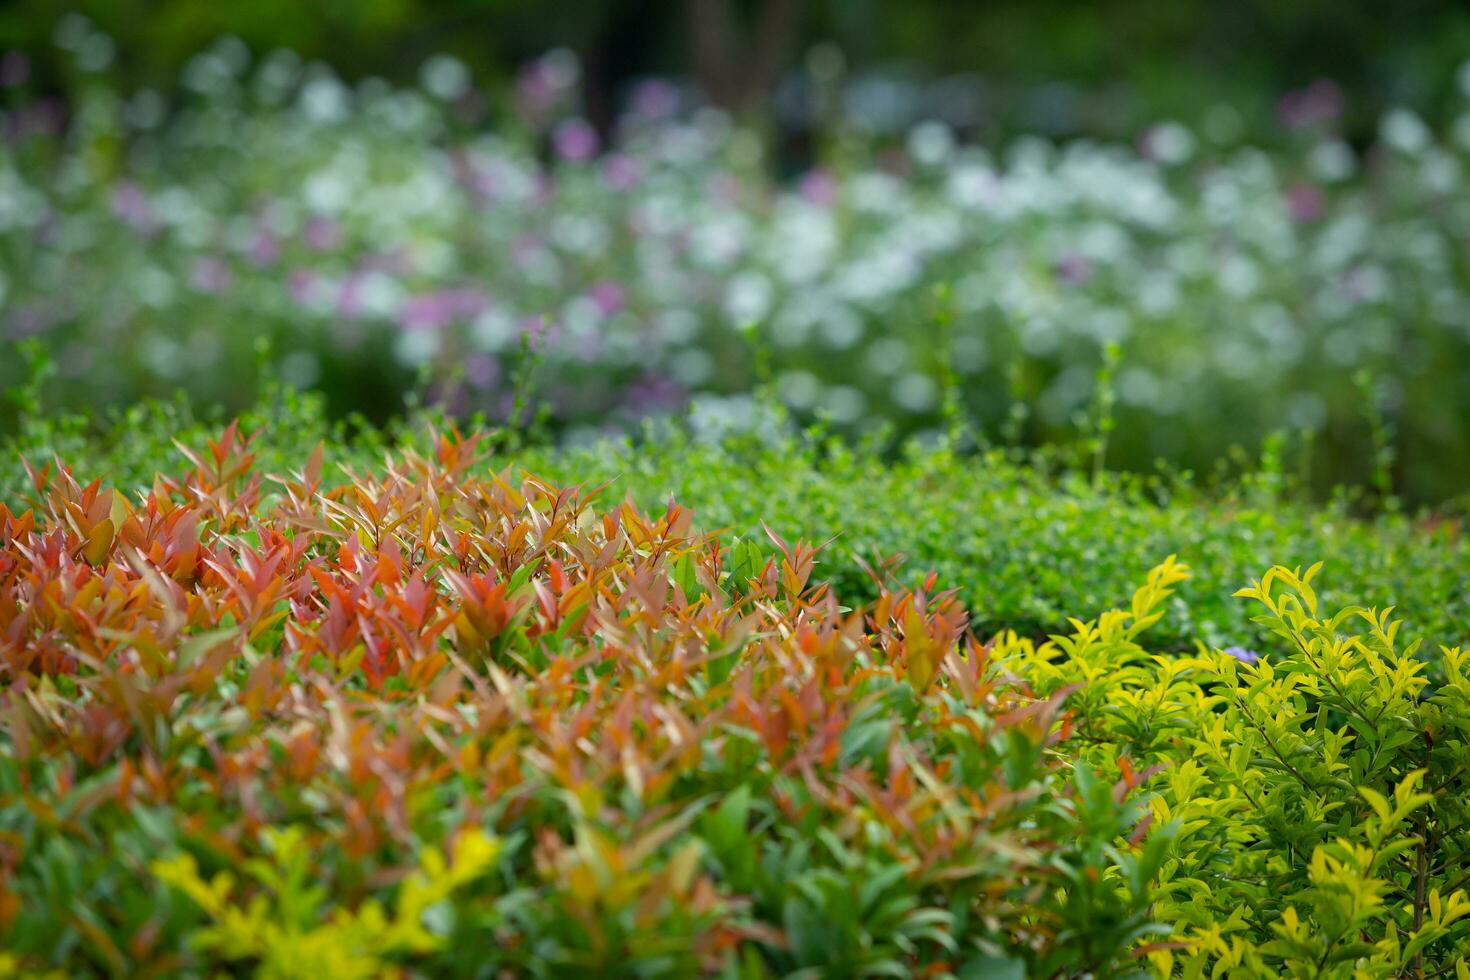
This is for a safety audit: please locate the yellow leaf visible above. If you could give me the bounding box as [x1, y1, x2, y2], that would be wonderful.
[82, 518, 115, 565]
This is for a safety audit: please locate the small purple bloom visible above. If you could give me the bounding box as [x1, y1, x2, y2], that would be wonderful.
[453, 151, 499, 202]
[465, 353, 500, 389]
[336, 275, 364, 318]
[707, 172, 742, 205]
[287, 269, 320, 306]
[625, 372, 686, 414]
[513, 234, 547, 270]
[6, 303, 58, 339]
[515, 60, 561, 121]
[112, 182, 157, 236]
[631, 79, 679, 120]
[305, 215, 342, 252]
[1285, 183, 1324, 223]
[553, 118, 599, 162]
[190, 257, 233, 294]
[602, 153, 641, 191]
[521, 314, 555, 352]
[1276, 79, 1343, 131]
[588, 280, 625, 317]
[248, 228, 281, 266]
[799, 168, 838, 207]
[1054, 252, 1094, 287]
[396, 288, 490, 331]
[1223, 646, 1260, 666]
[0, 50, 30, 88]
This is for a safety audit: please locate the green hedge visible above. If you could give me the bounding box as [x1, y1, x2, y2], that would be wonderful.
[6, 390, 1467, 653]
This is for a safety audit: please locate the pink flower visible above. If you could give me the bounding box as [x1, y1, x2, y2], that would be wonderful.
[190, 257, 233, 294]
[1054, 253, 1094, 286]
[625, 372, 685, 413]
[588, 280, 626, 317]
[707, 172, 742, 205]
[287, 269, 319, 306]
[111, 182, 157, 235]
[553, 119, 599, 162]
[0, 51, 29, 88]
[799, 169, 838, 206]
[396, 288, 490, 331]
[305, 215, 342, 252]
[1276, 80, 1343, 131]
[521, 314, 555, 351]
[516, 62, 559, 122]
[336, 275, 364, 318]
[1286, 183, 1325, 223]
[631, 79, 679, 119]
[603, 153, 641, 191]
[465, 354, 500, 389]
[248, 228, 281, 266]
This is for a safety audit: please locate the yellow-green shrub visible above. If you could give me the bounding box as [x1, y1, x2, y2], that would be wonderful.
[1000, 560, 1470, 976]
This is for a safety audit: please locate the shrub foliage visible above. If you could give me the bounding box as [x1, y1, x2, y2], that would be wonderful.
[2, 424, 1469, 976]
[1001, 560, 1470, 975]
[0, 425, 1161, 977]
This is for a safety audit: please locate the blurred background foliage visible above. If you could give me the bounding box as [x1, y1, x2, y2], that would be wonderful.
[4, 0, 1470, 140]
[5, 1, 1470, 506]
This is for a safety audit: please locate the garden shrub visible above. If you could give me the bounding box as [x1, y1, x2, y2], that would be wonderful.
[999, 560, 1470, 975]
[8, 390, 1468, 653]
[0, 425, 1166, 977]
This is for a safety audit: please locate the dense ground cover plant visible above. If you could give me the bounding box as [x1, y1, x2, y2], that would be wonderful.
[6, 419, 1470, 975]
[6, 391, 1467, 654]
[7, 29, 1470, 496]
[0, 424, 1170, 976]
[998, 560, 1470, 975]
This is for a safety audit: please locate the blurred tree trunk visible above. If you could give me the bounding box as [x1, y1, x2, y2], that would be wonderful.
[688, 0, 802, 110]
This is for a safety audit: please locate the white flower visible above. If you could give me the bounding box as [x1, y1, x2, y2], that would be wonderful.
[1148, 122, 1196, 165]
[1380, 108, 1431, 155]
[1308, 140, 1356, 182]
[907, 120, 955, 167]
[421, 54, 470, 101]
[725, 272, 773, 325]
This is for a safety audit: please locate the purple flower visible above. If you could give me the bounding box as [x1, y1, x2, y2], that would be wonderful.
[707, 172, 742, 205]
[553, 118, 599, 162]
[625, 372, 686, 414]
[521, 314, 555, 352]
[513, 234, 547, 270]
[6, 303, 59, 339]
[1223, 646, 1260, 666]
[190, 257, 233, 294]
[588, 280, 625, 317]
[603, 153, 641, 191]
[111, 182, 157, 236]
[453, 151, 499, 202]
[465, 353, 500, 389]
[336, 275, 364, 318]
[1276, 79, 1343, 131]
[305, 215, 342, 252]
[1054, 252, 1094, 287]
[1285, 183, 1324, 223]
[396, 288, 490, 331]
[799, 168, 838, 206]
[287, 269, 320, 306]
[248, 228, 281, 266]
[0, 50, 30, 88]
[631, 79, 679, 120]
[516, 59, 563, 122]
